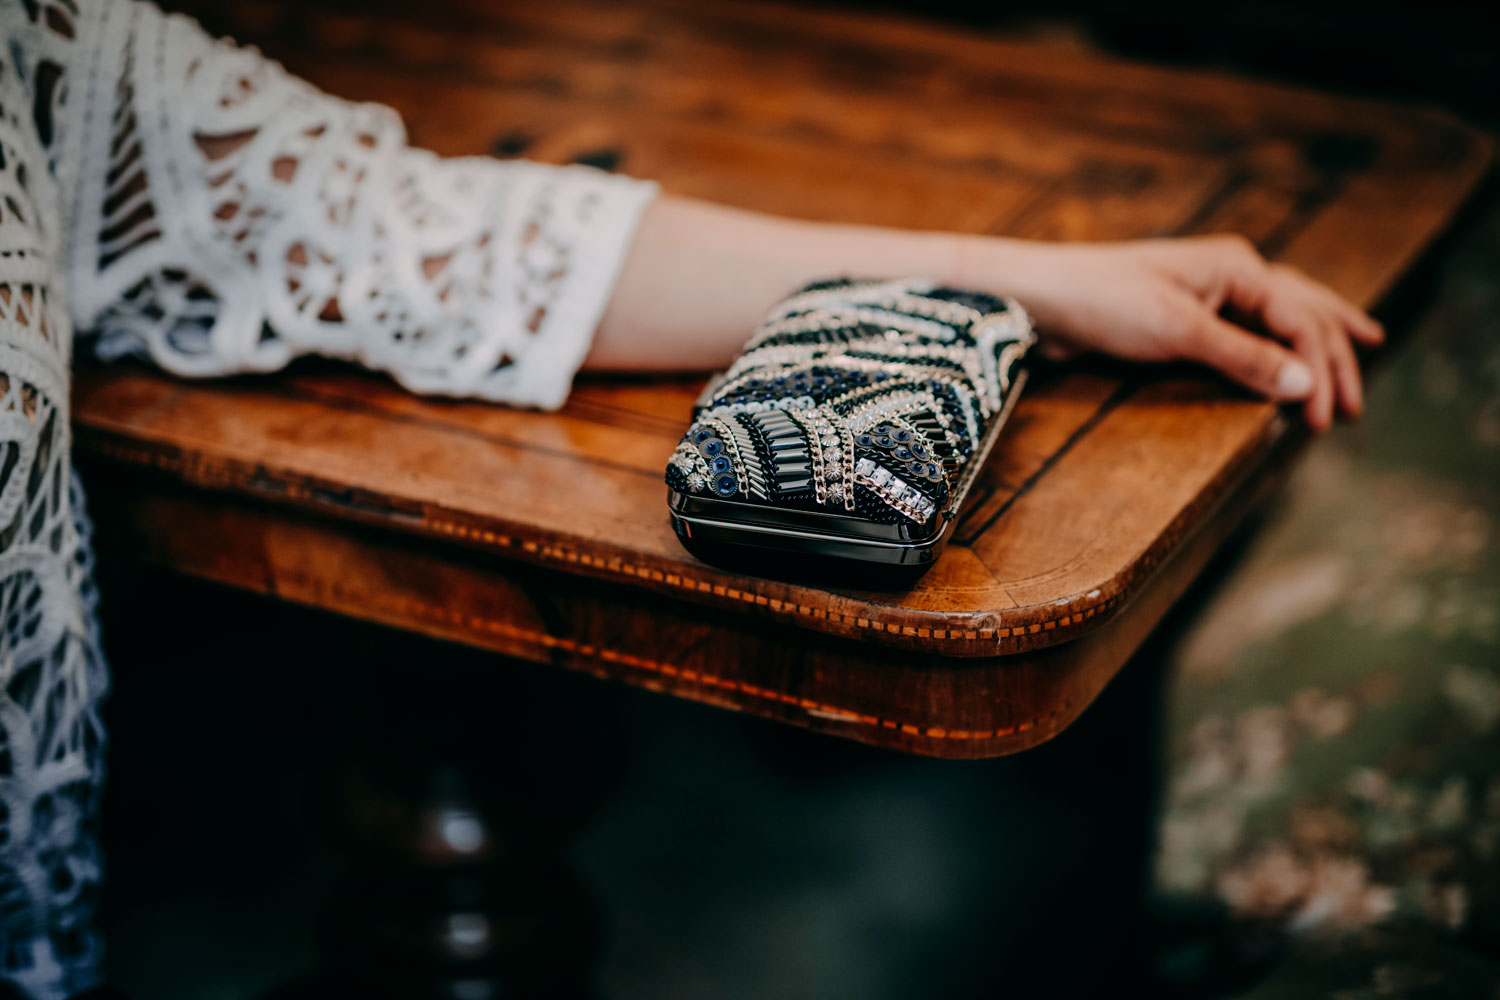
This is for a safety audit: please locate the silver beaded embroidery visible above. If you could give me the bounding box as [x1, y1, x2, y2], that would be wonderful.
[667, 280, 1034, 523]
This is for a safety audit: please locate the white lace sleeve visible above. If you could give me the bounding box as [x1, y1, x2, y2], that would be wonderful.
[60, 0, 657, 409]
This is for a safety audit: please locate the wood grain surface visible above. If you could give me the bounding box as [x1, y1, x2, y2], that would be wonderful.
[72, 0, 1491, 755]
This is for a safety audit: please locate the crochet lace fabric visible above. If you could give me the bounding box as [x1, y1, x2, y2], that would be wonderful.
[0, 1, 655, 994]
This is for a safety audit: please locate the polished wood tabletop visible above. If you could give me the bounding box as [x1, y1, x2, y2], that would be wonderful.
[73, 0, 1490, 757]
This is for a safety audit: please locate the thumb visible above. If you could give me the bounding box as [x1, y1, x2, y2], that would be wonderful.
[1184, 312, 1315, 402]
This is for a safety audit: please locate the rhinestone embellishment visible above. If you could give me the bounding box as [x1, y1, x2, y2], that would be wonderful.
[665, 279, 1034, 525]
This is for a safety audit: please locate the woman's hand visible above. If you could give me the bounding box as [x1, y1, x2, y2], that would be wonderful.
[964, 234, 1384, 430]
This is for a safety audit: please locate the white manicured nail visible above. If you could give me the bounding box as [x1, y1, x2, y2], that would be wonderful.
[1276, 359, 1314, 398]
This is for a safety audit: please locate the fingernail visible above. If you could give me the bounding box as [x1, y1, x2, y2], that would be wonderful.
[1276, 359, 1314, 398]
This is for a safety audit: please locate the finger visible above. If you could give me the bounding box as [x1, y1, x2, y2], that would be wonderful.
[1180, 308, 1316, 403]
[1327, 291, 1384, 346]
[1300, 319, 1335, 432]
[1286, 269, 1384, 346]
[1258, 279, 1335, 430]
[1324, 314, 1365, 417]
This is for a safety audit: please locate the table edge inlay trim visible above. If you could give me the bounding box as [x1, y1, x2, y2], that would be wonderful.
[74, 394, 1284, 657]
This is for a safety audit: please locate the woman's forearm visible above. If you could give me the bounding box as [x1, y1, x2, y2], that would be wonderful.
[586, 196, 1020, 370]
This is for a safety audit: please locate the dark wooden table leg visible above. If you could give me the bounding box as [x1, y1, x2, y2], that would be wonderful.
[276, 633, 622, 1000]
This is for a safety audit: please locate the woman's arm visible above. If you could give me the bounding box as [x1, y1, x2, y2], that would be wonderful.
[47, 0, 1378, 428]
[591, 197, 1383, 431]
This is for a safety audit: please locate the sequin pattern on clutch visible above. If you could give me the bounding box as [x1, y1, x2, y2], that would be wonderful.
[665, 279, 1034, 525]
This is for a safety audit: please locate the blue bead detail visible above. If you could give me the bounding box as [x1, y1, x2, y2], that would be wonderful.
[691, 428, 714, 444]
[893, 446, 913, 461]
[699, 438, 723, 458]
[910, 443, 930, 460]
[892, 428, 912, 443]
[874, 435, 895, 449]
[713, 473, 739, 497]
[711, 455, 732, 473]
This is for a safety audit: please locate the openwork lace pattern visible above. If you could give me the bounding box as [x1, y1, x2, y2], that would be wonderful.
[2, 3, 106, 992]
[69, 0, 654, 407]
[0, 0, 655, 994]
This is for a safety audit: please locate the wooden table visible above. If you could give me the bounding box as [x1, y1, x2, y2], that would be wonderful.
[75, 0, 1490, 759]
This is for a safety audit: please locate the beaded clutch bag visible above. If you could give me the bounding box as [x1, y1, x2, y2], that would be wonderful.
[665, 278, 1034, 578]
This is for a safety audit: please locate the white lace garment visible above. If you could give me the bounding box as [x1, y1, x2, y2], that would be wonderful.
[0, 1, 657, 993]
